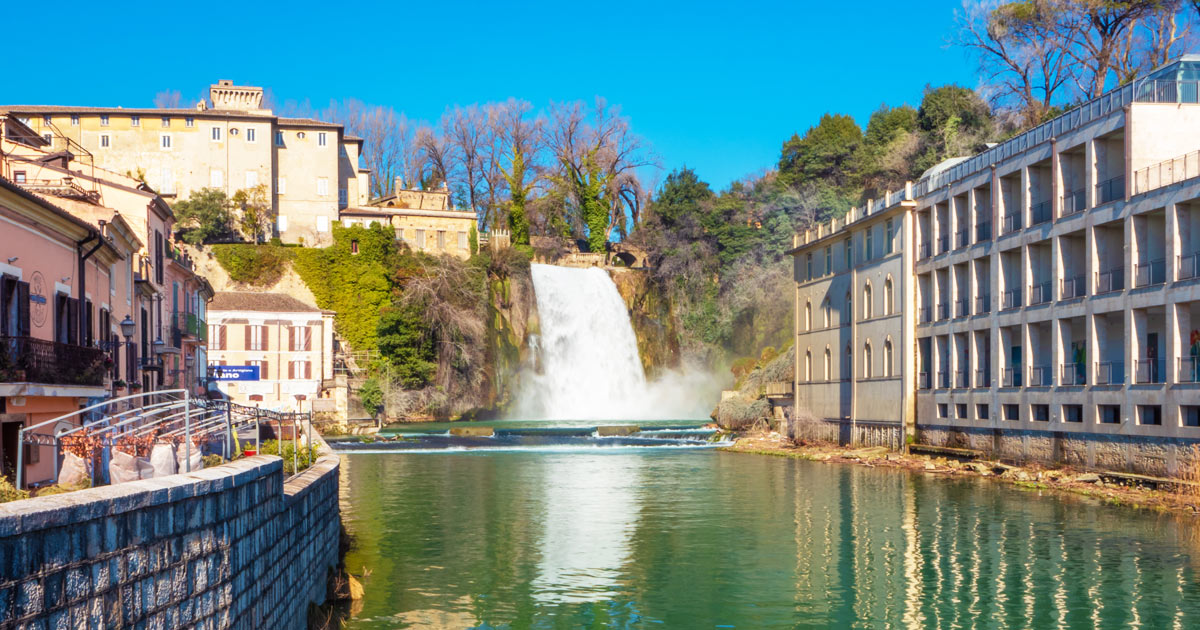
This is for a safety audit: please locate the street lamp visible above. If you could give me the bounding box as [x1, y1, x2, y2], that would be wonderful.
[119, 315, 135, 341]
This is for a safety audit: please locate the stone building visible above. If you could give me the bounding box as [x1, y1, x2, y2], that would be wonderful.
[1, 79, 368, 246]
[340, 177, 478, 259]
[788, 187, 918, 449]
[206, 292, 335, 413]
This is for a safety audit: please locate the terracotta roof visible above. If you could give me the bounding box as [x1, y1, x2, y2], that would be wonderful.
[0, 176, 100, 235]
[209, 292, 321, 313]
[276, 117, 341, 129]
[0, 105, 272, 120]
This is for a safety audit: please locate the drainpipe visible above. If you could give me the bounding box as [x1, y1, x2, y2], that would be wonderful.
[78, 231, 104, 346]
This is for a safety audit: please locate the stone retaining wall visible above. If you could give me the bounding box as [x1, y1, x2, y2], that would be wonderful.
[917, 424, 1200, 476]
[784, 417, 904, 450]
[0, 452, 340, 629]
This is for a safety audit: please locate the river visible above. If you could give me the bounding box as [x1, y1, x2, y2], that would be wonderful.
[336, 423, 1200, 629]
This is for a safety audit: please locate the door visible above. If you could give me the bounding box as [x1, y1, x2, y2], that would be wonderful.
[1010, 345, 1022, 387]
[1146, 332, 1159, 382]
[1, 420, 20, 480]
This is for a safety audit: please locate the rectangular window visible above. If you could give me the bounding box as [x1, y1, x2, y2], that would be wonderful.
[865, 229, 873, 261]
[160, 134, 172, 149]
[185, 117, 194, 127]
[338, 188, 348, 206]
[977, 404, 989, 421]
[805, 253, 813, 281]
[246, 325, 266, 351]
[211, 127, 222, 141]
[1185, 406, 1200, 427]
[1139, 405, 1162, 426]
[42, 133, 52, 144]
[844, 238, 852, 269]
[937, 403, 948, 419]
[437, 230, 446, 249]
[42, 115, 51, 125]
[885, 219, 894, 254]
[246, 128, 256, 143]
[415, 229, 426, 248]
[13, 171, 25, 184]
[275, 131, 284, 146]
[248, 359, 268, 380]
[824, 246, 832, 275]
[1033, 404, 1049, 422]
[956, 403, 968, 419]
[291, 326, 312, 351]
[318, 132, 327, 146]
[100, 134, 111, 148]
[288, 360, 313, 380]
[1099, 404, 1121, 424]
[71, 115, 79, 126]
[1064, 404, 1083, 423]
[100, 115, 109, 126]
[245, 171, 258, 188]
[130, 115, 140, 127]
[154, 230, 164, 284]
[210, 169, 223, 188]
[161, 116, 170, 128]
[458, 231, 468, 250]
[1003, 403, 1020, 421]
[277, 177, 287, 195]
[316, 178, 328, 196]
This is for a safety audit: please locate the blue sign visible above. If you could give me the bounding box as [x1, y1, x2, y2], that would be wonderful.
[210, 365, 260, 381]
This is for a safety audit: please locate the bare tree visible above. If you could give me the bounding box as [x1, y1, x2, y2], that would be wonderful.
[154, 90, 183, 109]
[444, 106, 489, 221]
[487, 99, 543, 235]
[324, 100, 422, 199]
[1063, 0, 1158, 98]
[1112, 0, 1194, 81]
[416, 122, 454, 190]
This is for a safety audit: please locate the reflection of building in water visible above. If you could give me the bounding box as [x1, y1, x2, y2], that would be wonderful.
[532, 454, 642, 603]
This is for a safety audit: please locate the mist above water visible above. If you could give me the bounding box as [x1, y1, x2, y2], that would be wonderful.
[513, 264, 719, 421]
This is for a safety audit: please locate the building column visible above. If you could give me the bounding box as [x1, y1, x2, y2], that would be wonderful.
[1167, 202, 1180, 284]
[1051, 139, 1061, 219]
[1085, 137, 1097, 211]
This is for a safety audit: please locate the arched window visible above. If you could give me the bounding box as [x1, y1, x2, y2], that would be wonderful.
[824, 347, 831, 381]
[884, 338, 894, 377]
[844, 291, 853, 325]
[885, 276, 895, 315]
[823, 297, 831, 328]
[864, 341, 873, 379]
[805, 300, 812, 332]
[805, 350, 812, 381]
[863, 282, 873, 319]
[843, 343, 852, 379]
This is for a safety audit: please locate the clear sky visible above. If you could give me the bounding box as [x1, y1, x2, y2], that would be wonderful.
[9, 0, 977, 190]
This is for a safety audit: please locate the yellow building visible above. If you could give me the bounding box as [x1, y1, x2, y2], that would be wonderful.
[340, 177, 478, 258]
[1, 80, 368, 246]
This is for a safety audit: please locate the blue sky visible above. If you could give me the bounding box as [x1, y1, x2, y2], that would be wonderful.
[10, 0, 977, 190]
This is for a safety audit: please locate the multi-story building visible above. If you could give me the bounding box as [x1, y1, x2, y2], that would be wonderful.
[1, 80, 369, 245]
[340, 177, 478, 258]
[788, 188, 918, 448]
[206, 292, 335, 413]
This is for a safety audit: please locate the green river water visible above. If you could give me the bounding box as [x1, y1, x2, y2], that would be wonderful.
[337, 432, 1200, 629]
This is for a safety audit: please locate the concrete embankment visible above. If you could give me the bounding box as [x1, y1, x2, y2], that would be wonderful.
[0, 450, 341, 628]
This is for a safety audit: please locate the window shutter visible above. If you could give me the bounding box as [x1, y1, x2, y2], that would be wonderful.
[260, 361, 268, 380]
[220, 326, 227, 350]
[244, 325, 250, 350]
[289, 326, 295, 351]
[17, 281, 30, 336]
[304, 327, 311, 350]
[67, 298, 79, 345]
[288, 361, 294, 380]
[262, 326, 269, 351]
[305, 362, 312, 379]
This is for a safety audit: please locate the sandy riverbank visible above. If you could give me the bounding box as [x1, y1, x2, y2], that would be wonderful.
[722, 432, 1200, 515]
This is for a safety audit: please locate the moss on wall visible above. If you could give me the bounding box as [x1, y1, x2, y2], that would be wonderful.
[609, 270, 681, 378]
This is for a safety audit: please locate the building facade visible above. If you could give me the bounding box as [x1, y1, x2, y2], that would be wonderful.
[341, 179, 478, 258]
[206, 292, 334, 413]
[788, 189, 918, 449]
[1, 80, 368, 246]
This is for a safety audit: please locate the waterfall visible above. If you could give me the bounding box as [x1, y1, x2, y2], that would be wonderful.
[514, 263, 717, 421]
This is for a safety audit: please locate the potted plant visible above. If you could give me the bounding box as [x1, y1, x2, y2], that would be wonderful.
[128, 382, 143, 393]
[112, 379, 127, 392]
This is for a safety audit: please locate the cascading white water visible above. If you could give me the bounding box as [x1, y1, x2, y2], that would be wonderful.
[515, 264, 715, 420]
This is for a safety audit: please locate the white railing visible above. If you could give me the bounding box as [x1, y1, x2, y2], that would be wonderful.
[1132, 149, 1200, 195]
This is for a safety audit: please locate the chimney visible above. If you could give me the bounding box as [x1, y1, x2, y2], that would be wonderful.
[394, 176, 404, 192]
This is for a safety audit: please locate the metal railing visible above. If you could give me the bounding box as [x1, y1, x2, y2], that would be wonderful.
[1031, 199, 1053, 225]
[937, 370, 950, 389]
[1097, 361, 1125, 385]
[918, 372, 930, 389]
[919, 242, 931, 260]
[1180, 357, 1200, 383]
[1095, 267, 1125, 293]
[1136, 358, 1165, 384]
[1061, 363, 1087, 386]
[1030, 365, 1051, 386]
[955, 299, 969, 318]
[1029, 281, 1051, 305]
[1135, 259, 1166, 287]
[919, 306, 932, 324]
[1002, 367, 1022, 388]
[1061, 275, 1086, 299]
[174, 311, 207, 342]
[955, 370, 969, 388]
[1180, 253, 1200, 280]
[975, 294, 991, 314]
[975, 369, 990, 388]
[1132, 148, 1200, 195]
[956, 229, 969, 249]
[1095, 176, 1124, 205]
[1060, 189, 1086, 216]
[976, 221, 992, 242]
[0, 335, 106, 386]
[938, 235, 950, 254]
[1002, 213, 1022, 234]
[937, 302, 950, 320]
[1002, 288, 1023, 310]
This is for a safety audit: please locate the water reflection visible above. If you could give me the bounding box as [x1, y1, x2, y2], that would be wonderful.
[342, 451, 1200, 629]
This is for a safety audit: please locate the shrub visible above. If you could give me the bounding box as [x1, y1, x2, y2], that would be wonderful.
[0, 477, 29, 503]
[34, 479, 91, 496]
[257, 439, 317, 475]
[202, 454, 225, 468]
[730, 356, 757, 382]
[213, 244, 293, 286]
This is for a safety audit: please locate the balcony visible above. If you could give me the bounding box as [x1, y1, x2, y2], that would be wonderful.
[174, 311, 208, 342]
[937, 370, 950, 389]
[1095, 267, 1125, 293]
[975, 294, 991, 314]
[976, 220, 992, 242]
[938, 235, 950, 255]
[1061, 275, 1086, 300]
[956, 229, 969, 249]
[1180, 357, 1199, 383]
[955, 370, 969, 388]
[1097, 361, 1125, 385]
[1002, 288, 1023, 310]
[1095, 176, 1124, 206]
[1002, 367, 1022, 388]
[937, 302, 950, 320]
[919, 306, 932, 324]
[1061, 189, 1086, 216]
[0, 336, 106, 387]
[1029, 281, 1051, 305]
[955, 299, 969, 318]
[919, 372, 930, 390]
[1135, 358, 1165, 384]
[1060, 362, 1087, 386]
[1002, 213, 1022, 234]
[975, 368, 991, 388]
[1180, 253, 1200, 280]
[1031, 199, 1053, 225]
[1135, 259, 1166, 287]
[1029, 365, 1052, 387]
[919, 242, 931, 260]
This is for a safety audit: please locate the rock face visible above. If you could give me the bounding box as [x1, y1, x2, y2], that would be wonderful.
[451, 426, 496, 437]
[607, 269, 681, 378]
[596, 425, 639, 437]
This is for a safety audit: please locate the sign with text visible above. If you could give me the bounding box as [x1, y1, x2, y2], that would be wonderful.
[209, 365, 261, 381]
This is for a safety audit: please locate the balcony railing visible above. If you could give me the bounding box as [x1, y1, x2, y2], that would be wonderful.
[1096, 361, 1125, 385]
[1132, 148, 1200, 195]
[0, 336, 106, 386]
[1095, 267, 1124, 293]
[938, 235, 950, 254]
[919, 306, 932, 324]
[976, 220, 992, 242]
[1002, 213, 1022, 234]
[955, 299, 969, 318]
[955, 370, 969, 388]
[956, 229, 969, 249]
[975, 293, 991, 314]
[937, 370, 950, 389]
[1180, 253, 1200, 280]
[1002, 288, 1023, 310]
[1061, 275, 1086, 299]
[1002, 367, 1022, 387]
[1030, 365, 1051, 387]
[1136, 358, 1165, 384]
[1031, 199, 1053, 225]
[975, 369, 991, 388]
[1061, 189, 1086, 216]
[1179, 357, 1199, 383]
[937, 302, 950, 320]
[1095, 176, 1124, 205]
[1061, 363, 1087, 386]
[918, 372, 930, 390]
[174, 311, 208, 342]
[1029, 281, 1051, 305]
[1135, 259, 1166, 287]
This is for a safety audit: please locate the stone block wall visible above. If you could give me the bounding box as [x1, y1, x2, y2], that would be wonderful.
[783, 417, 904, 450]
[0, 452, 340, 629]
